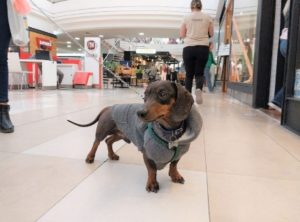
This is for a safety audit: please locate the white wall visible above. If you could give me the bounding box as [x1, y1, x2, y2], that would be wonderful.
[27, 0, 218, 33]
[27, 0, 56, 34]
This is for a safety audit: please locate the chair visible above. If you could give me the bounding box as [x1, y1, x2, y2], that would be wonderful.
[8, 52, 33, 90]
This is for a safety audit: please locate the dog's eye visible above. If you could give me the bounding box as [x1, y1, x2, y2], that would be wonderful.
[158, 90, 168, 98]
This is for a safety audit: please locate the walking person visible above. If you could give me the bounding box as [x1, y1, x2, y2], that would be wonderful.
[180, 0, 214, 104]
[0, 0, 30, 133]
[204, 42, 216, 92]
[0, 0, 14, 133]
[269, 0, 290, 111]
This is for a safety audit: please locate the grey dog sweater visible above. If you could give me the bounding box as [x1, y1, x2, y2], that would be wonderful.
[111, 104, 202, 170]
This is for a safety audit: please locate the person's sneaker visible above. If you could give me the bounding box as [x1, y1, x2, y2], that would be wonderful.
[195, 89, 203, 104]
[268, 102, 282, 112]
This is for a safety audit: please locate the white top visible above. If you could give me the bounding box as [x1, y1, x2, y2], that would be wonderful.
[280, 28, 288, 40]
[182, 11, 213, 47]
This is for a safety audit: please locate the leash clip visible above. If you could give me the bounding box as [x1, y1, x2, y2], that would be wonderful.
[168, 136, 179, 149]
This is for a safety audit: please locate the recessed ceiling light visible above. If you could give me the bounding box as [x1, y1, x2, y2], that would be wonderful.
[99, 35, 104, 38]
[75, 37, 80, 40]
[66, 41, 72, 44]
[139, 32, 144, 36]
[67, 45, 71, 48]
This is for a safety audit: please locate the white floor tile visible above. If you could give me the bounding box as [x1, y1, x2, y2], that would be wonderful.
[24, 126, 126, 162]
[38, 163, 209, 222]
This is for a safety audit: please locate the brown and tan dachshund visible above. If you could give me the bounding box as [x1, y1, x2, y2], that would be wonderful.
[68, 81, 202, 192]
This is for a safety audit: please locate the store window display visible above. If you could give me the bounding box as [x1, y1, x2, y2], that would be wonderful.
[229, 0, 258, 84]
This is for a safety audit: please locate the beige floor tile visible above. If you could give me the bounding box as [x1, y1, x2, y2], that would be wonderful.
[116, 143, 144, 165]
[0, 152, 16, 161]
[260, 125, 300, 161]
[38, 163, 209, 222]
[0, 154, 99, 222]
[207, 173, 300, 222]
[204, 132, 300, 180]
[0, 116, 77, 153]
[24, 125, 125, 161]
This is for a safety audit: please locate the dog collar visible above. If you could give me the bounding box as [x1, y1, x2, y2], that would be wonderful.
[147, 122, 183, 162]
[157, 121, 186, 141]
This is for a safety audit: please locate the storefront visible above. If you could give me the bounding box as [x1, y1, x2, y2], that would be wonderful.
[216, 0, 300, 134]
[282, 0, 300, 134]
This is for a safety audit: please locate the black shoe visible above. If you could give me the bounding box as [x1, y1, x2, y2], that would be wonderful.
[0, 104, 14, 133]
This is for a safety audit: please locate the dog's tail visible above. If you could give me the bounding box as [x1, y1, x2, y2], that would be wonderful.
[67, 112, 102, 127]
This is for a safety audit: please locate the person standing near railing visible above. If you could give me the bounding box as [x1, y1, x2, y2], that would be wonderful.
[180, 0, 214, 104]
[0, 0, 30, 133]
[204, 42, 217, 92]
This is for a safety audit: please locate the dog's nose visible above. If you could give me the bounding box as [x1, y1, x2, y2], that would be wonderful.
[137, 110, 148, 118]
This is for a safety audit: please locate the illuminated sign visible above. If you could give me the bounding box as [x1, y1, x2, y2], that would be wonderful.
[36, 37, 52, 50]
[136, 48, 156, 54]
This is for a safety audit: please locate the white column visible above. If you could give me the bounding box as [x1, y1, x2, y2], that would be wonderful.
[84, 37, 101, 87]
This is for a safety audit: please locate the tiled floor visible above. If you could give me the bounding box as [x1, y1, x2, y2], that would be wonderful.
[0, 88, 300, 222]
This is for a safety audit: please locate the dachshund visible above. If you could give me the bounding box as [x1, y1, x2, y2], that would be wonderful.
[68, 80, 202, 192]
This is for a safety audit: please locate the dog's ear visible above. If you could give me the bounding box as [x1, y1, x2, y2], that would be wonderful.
[170, 83, 194, 122]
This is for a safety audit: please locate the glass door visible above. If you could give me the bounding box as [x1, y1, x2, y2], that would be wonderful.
[282, 0, 300, 134]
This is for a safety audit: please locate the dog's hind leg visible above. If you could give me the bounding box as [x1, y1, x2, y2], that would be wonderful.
[105, 134, 121, 160]
[86, 140, 101, 164]
[105, 131, 130, 160]
[169, 159, 185, 184]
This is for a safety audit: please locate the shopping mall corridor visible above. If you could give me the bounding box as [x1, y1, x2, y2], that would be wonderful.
[0, 88, 300, 222]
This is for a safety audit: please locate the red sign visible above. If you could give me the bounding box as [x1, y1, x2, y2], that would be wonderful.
[36, 37, 52, 50]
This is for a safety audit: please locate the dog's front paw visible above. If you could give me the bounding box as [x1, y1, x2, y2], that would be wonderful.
[170, 173, 185, 184]
[172, 176, 185, 184]
[146, 180, 160, 193]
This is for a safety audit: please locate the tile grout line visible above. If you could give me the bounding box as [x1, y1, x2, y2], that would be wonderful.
[202, 124, 212, 222]
[264, 135, 300, 162]
[252, 119, 300, 163]
[13, 104, 103, 128]
[220, 96, 300, 162]
[34, 158, 110, 222]
[205, 170, 300, 182]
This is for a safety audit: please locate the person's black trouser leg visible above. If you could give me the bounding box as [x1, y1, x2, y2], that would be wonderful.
[183, 46, 209, 92]
[0, 0, 11, 103]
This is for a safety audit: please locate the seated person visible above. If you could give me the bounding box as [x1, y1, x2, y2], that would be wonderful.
[31, 46, 64, 88]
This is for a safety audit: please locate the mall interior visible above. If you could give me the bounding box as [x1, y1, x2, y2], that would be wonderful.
[1, 0, 300, 221]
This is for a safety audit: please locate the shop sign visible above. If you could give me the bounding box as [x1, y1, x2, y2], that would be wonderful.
[294, 69, 300, 98]
[218, 44, 230, 56]
[136, 48, 156, 54]
[87, 40, 97, 50]
[36, 37, 52, 50]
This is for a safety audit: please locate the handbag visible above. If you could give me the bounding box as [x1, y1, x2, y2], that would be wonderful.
[7, 0, 30, 47]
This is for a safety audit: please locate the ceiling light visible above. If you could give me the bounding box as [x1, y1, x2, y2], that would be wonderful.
[67, 45, 71, 48]
[139, 32, 144, 36]
[99, 35, 104, 38]
[78, 48, 82, 51]
[66, 41, 72, 44]
[75, 37, 80, 40]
